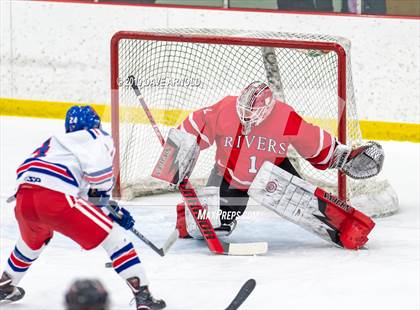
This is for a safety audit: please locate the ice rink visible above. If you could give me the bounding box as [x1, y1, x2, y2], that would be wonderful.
[1, 116, 419, 310]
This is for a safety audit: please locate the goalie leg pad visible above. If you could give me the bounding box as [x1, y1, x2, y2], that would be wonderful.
[339, 218, 369, 249]
[184, 187, 230, 239]
[248, 161, 375, 249]
[338, 208, 375, 249]
[206, 167, 248, 227]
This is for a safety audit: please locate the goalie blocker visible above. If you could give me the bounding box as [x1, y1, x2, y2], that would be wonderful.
[248, 161, 375, 249]
[152, 128, 199, 186]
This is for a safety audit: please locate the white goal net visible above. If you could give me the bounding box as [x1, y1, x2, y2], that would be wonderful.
[111, 29, 398, 217]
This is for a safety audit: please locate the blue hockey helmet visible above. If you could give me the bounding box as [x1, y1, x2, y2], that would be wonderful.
[65, 105, 101, 133]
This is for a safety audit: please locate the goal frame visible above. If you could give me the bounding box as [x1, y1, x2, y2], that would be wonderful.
[110, 30, 348, 199]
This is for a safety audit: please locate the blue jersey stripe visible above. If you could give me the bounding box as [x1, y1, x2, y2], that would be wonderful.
[99, 128, 109, 136]
[89, 177, 114, 186]
[86, 166, 113, 177]
[18, 167, 79, 187]
[20, 158, 78, 181]
[22, 157, 69, 170]
[18, 158, 78, 187]
[87, 129, 97, 140]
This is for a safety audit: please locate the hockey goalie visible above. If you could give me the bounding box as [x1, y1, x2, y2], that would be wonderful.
[152, 81, 384, 250]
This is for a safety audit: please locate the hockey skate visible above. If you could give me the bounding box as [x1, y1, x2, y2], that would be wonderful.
[127, 277, 166, 310]
[214, 219, 237, 236]
[0, 272, 25, 304]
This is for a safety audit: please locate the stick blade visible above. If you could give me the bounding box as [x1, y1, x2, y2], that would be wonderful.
[225, 279, 256, 310]
[225, 242, 268, 256]
[161, 229, 179, 255]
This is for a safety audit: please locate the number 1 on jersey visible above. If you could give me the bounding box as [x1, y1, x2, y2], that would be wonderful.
[248, 156, 257, 174]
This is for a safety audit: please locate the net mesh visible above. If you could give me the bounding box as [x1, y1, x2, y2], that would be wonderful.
[116, 29, 359, 195]
[113, 29, 398, 217]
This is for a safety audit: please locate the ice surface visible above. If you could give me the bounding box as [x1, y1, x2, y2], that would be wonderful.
[1, 116, 419, 310]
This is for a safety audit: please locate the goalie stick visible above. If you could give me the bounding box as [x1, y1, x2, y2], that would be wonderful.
[129, 75, 267, 256]
[225, 279, 256, 310]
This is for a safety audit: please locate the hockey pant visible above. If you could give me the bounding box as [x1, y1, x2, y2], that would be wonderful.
[4, 184, 148, 286]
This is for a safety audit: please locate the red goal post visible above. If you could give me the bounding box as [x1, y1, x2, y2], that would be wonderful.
[110, 29, 397, 217]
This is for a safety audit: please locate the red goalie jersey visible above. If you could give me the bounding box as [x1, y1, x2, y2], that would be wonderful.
[179, 96, 337, 190]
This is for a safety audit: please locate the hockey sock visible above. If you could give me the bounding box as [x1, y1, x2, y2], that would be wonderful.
[4, 237, 45, 285]
[101, 226, 149, 286]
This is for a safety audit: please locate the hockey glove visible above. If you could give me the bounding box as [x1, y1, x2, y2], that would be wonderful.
[108, 200, 135, 230]
[330, 141, 384, 179]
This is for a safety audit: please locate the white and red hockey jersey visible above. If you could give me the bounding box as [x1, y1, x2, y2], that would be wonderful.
[179, 96, 337, 190]
[15, 128, 115, 198]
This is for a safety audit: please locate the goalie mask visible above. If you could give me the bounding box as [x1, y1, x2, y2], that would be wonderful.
[236, 81, 275, 135]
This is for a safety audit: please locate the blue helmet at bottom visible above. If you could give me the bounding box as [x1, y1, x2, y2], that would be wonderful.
[65, 105, 101, 133]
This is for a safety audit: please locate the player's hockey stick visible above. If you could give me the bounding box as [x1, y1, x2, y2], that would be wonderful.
[104, 204, 179, 258]
[129, 75, 267, 256]
[225, 279, 256, 310]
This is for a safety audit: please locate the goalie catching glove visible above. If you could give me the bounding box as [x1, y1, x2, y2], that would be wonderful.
[330, 141, 384, 179]
[152, 128, 200, 187]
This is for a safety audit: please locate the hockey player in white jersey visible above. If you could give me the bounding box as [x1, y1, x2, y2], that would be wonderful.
[0, 106, 166, 310]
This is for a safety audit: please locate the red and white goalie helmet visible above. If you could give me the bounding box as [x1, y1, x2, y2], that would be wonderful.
[236, 81, 275, 133]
